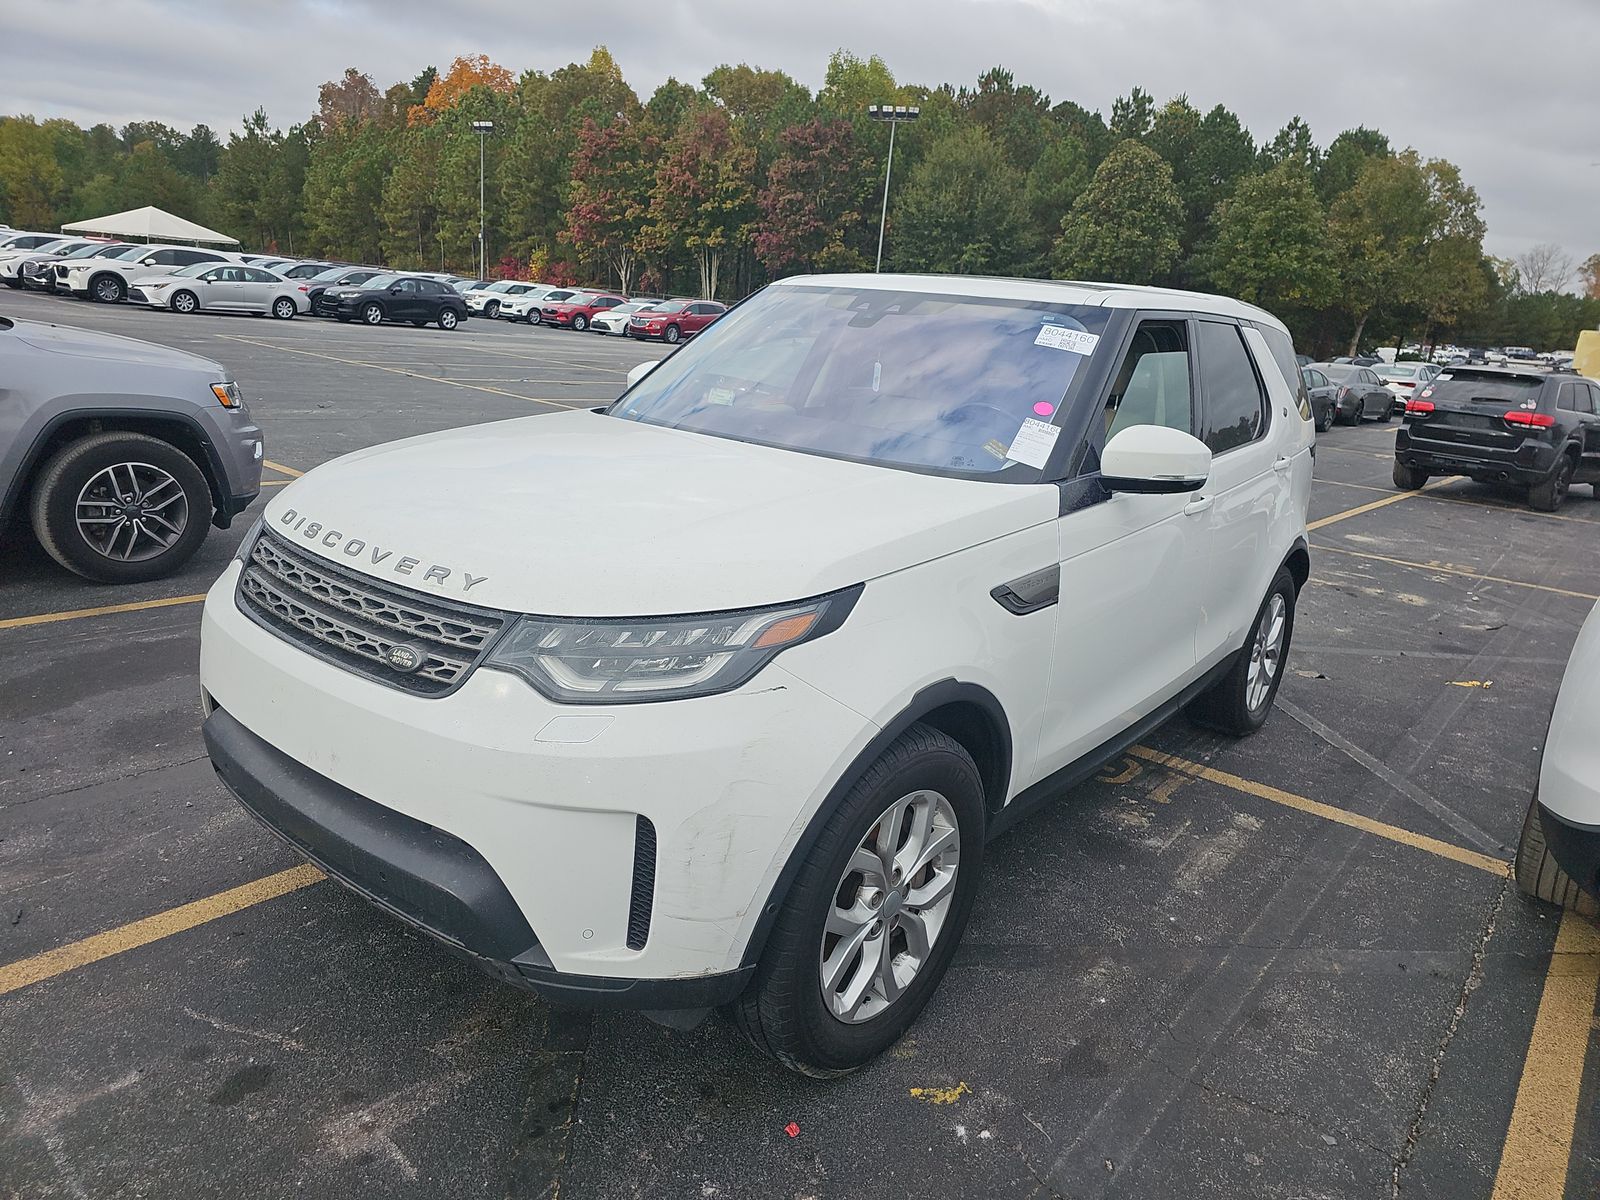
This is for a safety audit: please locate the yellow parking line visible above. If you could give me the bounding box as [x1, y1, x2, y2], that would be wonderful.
[1312, 544, 1599, 601]
[261, 478, 293, 488]
[216, 334, 592, 410]
[1307, 476, 1462, 530]
[1490, 910, 1600, 1200]
[1128, 745, 1507, 875]
[0, 593, 208, 631]
[263, 459, 303, 477]
[1318, 480, 1597, 525]
[0, 864, 323, 997]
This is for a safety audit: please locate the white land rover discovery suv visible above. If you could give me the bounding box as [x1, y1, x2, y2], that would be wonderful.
[200, 275, 1314, 1074]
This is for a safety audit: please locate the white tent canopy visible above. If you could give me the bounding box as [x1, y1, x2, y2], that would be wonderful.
[60, 205, 239, 247]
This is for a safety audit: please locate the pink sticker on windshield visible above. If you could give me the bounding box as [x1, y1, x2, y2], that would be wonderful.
[1033, 402, 1055, 417]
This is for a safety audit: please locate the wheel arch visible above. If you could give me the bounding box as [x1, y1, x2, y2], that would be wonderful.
[736, 678, 1012, 973]
[1281, 536, 1310, 594]
[2, 410, 229, 529]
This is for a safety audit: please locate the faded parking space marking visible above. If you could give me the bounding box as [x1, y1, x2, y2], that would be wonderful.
[1490, 910, 1600, 1200]
[1307, 476, 1462, 531]
[0, 864, 323, 997]
[1128, 745, 1508, 876]
[1312, 543, 1600, 601]
[0, 592, 209, 631]
[215, 334, 597, 409]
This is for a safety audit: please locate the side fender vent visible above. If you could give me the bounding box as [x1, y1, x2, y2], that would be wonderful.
[627, 815, 657, 951]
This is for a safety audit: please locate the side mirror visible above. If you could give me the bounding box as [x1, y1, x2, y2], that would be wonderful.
[390, 286, 403, 294]
[626, 360, 662, 389]
[1100, 425, 1211, 494]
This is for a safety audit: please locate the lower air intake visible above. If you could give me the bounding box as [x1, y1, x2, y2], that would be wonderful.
[627, 815, 657, 950]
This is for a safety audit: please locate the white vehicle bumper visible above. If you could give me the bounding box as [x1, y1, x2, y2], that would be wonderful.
[198, 562, 877, 1004]
[1537, 598, 1600, 898]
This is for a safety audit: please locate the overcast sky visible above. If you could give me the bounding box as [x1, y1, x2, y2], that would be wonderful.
[6, 0, 1596, 264]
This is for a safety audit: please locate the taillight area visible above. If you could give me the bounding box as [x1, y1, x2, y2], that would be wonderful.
[1406, 399, 1435, 414]
[1502, 409, 1556, 428]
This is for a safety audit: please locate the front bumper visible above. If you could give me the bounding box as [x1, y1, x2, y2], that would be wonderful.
[198, 566, 876, 992]
[1395, 427, 1555, 485]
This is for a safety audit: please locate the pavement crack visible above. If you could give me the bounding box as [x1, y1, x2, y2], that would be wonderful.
[1183, 1074, 1394, 1160]
[1390, 866, 1512, 1197]
[0, 752, 207, 812]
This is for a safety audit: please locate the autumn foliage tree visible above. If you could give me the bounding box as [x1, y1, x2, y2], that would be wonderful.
[754, 118, 875, 274]
[409, 55, 515, 125]
[648, 107, 755, 299]
[564, 117, 655, 295]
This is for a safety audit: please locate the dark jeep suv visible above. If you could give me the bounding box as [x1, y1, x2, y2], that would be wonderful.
[1393, 367, 1600, 511]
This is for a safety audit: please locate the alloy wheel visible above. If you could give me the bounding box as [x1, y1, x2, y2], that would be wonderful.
[1246, 592, 1287, 713]
[74, 461, 189, 562]
[819, 789, 961, 1024]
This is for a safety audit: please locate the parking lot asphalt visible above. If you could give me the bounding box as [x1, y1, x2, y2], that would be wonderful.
[2, 287, 1597, 1199]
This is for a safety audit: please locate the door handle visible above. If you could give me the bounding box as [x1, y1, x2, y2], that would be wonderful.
[1273, 456, 1292, 473]
[1183, 495, 1213, 516]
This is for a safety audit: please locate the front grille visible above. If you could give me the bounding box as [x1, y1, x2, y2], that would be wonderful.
[236, 530, 509, 696]
[626, 815, 657, 950]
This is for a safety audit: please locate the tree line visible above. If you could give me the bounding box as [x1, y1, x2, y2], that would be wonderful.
[2, 48, 1597, 354]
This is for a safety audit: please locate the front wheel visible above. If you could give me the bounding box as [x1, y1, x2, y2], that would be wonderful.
[361, 302, 384, 325]
[525, 311, 541, 326]
[726, 724, 984, 1076]
[571, 313, 589, 331]
[1514, 797, 1597, 915]
[438, 308, 460, 330]
[484, 300, 500, 319]
[1187, 565, 1296, 736]
[28, 431, 211, 583]
[663, 324, 682, 345]
[171, 290, 199, 314]
[92, 273, 125, 303]
[271, 297, 296, 320]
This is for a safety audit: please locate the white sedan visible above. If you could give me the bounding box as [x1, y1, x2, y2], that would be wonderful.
[132, 263, 308, 319]
[590, 299, 662, 335]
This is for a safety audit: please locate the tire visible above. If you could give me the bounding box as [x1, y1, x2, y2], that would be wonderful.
[526, 311, 541, 326]
[1393, 461, 1429, 490]
[91, 273, 125, 303]
[1314, 409, 1331, 434]
[1379, 399, 1394, 423]
[171, 290, 199, 314]
[1529, 454, 1575, 512]
[1350, 399, 1365, 425]
[271, 297, 296, 320]
[438, 308, 460, 330]
[664, 324, 682, 345]
[411, 320, 428, 327]
[1514, 797, 1597, 916]
[571, 313, 589, 331]
[484, 300, 500, 319]
[361, 302, 384, 325]
[28, 431, 211, 584]
[1187, 566, 1297, 736]
[726, 724, 985, 1077]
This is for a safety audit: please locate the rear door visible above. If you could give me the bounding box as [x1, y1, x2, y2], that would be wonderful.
[1559, 381, 1600, 483]
[236, 267, 277, 311]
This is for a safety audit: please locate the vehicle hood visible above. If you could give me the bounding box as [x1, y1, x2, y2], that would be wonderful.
[264, 410, 1058, 615]
[10, 318, 226, 374]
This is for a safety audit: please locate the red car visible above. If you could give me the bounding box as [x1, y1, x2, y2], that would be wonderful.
[627, 299, 726, 344]
[540, 291, 624, 331]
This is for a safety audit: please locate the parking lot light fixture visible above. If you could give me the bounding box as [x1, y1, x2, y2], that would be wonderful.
[867, 103, 920, 273]
[471, 120, 494, 279]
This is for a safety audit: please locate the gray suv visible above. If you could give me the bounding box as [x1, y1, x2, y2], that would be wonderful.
[0, 316, 263, 582]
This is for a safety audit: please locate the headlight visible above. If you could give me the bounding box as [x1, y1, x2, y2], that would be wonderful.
[233, 516, 264, 562]
[484, 588, 860, 704]
[211, 381, 243, 408]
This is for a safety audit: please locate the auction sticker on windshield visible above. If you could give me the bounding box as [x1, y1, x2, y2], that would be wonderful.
[1034, 325, 1100, 355]
[1005, 417, 1060, 469]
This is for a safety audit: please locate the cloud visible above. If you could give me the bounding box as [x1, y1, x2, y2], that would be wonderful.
[4, 0, 1596, 259]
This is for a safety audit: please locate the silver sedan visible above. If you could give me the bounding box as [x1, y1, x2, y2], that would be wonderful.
[132, 263, 309, 319]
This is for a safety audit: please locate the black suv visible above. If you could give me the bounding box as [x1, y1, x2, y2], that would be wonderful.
[318, 273, 468, 330]
[1393, 367, 1600, 511]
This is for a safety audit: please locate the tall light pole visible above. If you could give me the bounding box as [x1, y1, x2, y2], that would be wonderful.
[868, 104, 919, 272]
[471, 120, 494, 279]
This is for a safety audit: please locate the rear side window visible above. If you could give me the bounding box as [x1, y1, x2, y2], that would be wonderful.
[1197, 322, 1268, 453]
[1583, 384, 1600, 414]
[1257, 323, 1312, 422]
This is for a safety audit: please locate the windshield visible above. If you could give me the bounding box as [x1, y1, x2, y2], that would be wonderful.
[64, 243, 120, 259]
[611, 284, 1112, 480]
[1319, 364, 1360, 381]
[102, 245, 150, 261]
[647, 300, 690, 315]
[613, 302, 650, 315]
[361, 273, 399, 288]
[169, 263, 213, 277]
[543, 290, 575, 302]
